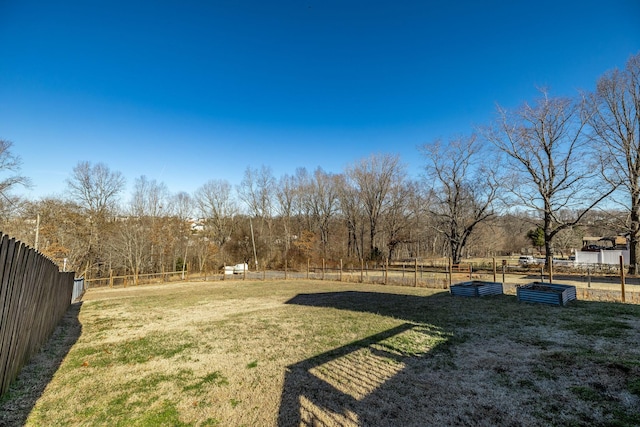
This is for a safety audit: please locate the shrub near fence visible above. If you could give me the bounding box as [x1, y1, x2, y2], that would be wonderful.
[0, 233, 75, 396]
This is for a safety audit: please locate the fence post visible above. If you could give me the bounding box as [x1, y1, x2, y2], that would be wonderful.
[493, 257, 497, 282]
[414, 259, 418, 287]
[322, 258, 325, 280]
[307, 258, 310, 280]
[448, 258, 452, 289]
[468, 263, 472, 280]
[109, 269, 113, 288]
[360, 259, 364, 283]
[620, 255, 626, 303]
[340, 259, 343, 282]
[285, 258, 288, 280]
[385, 259, 388, 285]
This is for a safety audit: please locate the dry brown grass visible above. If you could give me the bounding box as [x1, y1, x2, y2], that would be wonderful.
[1, 279, 640, 426]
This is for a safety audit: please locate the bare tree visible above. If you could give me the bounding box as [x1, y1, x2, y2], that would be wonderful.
[122, 176, 170, 275]
[20, 198, 84, 270]
[65, 161, 125, 276]
[381, 179, 416, 261]
[117, 214, 147, 280]
[130, 175, 168, 218]
[346, 154, 406, 261]
[336, 173, 365, 261]
[0, 139, 30, 217]
[238, 165, 275, 221]
[169, 191, 194, 222]
[275, 171, 301, 255]
[303, 168, 341, 258]
[195, 179, 237, 251]
[420, 135, 499, 264]
[484, 89, 616, 268]
[66, 161, 125, 216]
[237, 165, 275, 265]
[590, 52, 640, 273]
[165, 191, 194, 273]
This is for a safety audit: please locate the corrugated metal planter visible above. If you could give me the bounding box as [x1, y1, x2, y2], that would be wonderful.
[450, 281, 504, 297]
[516, 282, 577, 306]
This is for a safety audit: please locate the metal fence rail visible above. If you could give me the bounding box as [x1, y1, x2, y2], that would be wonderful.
[72, 278, 85, 302]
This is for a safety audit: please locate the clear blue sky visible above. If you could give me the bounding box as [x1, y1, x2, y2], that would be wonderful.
[1, 0, 639, 201]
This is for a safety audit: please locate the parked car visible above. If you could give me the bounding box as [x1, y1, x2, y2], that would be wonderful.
[233, 263, 248, 274]
[518, 256, 535, 266]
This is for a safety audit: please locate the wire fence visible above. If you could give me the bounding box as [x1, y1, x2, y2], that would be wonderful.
[81, 258, 640, 304]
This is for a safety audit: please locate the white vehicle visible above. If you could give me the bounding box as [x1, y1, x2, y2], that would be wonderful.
[518, 256, 535, 266]
[233, 263, 248, 274]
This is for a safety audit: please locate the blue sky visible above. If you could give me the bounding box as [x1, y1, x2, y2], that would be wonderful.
[1, 0, 639, 201]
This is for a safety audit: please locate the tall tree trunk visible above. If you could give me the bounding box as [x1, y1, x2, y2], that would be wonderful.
[629, 191, 640, 274]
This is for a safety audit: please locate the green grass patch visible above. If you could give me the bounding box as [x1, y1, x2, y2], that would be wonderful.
[563, 319, 633, 338]
[570, 385, 603, 402]
[628, 378, 640, 396]
[138, 400, 189, 427]
[182, 371, 228, 393]
[66, 331, 196, 369]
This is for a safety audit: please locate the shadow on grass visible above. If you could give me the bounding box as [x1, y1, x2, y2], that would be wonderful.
[0, 302, 83, 427]
[277, 291, 462, 426]
[277, 290, 640, 426]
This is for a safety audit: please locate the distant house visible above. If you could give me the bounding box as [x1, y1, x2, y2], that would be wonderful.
[190, 218, 204, 232]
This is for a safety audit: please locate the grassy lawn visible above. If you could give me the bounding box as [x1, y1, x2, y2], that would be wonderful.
[1, 279, 640, 426]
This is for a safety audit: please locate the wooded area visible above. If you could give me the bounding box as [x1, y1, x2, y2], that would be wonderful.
[0, 52, 637, 279]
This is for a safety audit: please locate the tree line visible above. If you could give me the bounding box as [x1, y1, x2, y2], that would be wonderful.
[0, 52, 638, 277]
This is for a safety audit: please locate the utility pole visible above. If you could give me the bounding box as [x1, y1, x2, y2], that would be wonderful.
[35, 214, 40, 251]
[250, 218, 258, 270]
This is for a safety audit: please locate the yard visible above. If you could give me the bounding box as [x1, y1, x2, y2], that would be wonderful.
[1, 279, 640, 426]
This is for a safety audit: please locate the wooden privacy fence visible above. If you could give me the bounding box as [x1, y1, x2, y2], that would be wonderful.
[0, 233, 75, 396]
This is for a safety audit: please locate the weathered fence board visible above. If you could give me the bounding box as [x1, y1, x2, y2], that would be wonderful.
[0, 232, 75, 396]
[0, 237, 21, 393]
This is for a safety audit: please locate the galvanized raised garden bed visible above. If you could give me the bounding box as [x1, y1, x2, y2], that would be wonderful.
[450, 280, 504, 297]
[516, 282, 577, 306]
